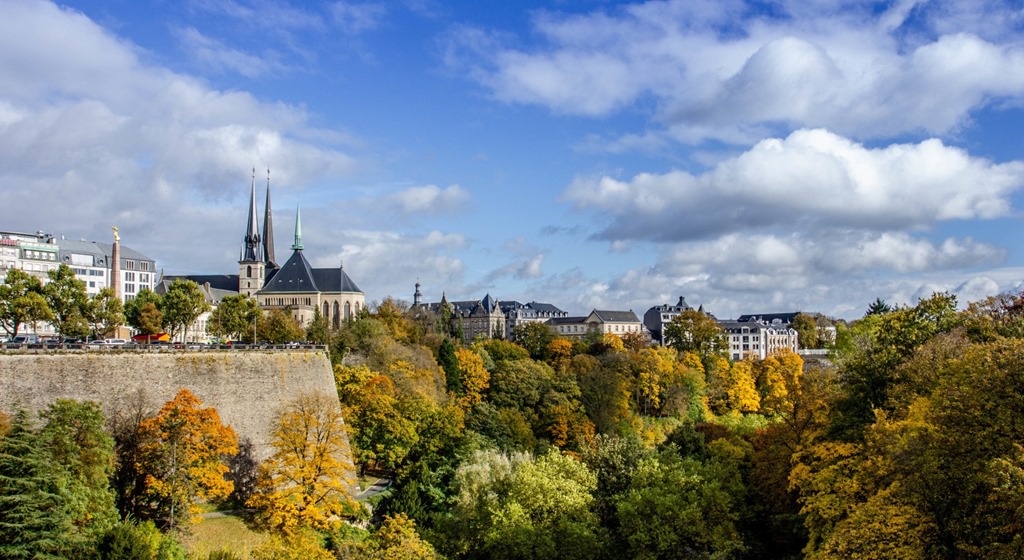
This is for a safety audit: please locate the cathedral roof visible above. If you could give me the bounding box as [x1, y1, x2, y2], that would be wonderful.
[261, 249, 318, 293]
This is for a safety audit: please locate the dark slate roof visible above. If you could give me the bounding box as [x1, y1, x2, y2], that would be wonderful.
[737, 312, 798, 325]
[58, 240, 155, 264]
[480, 293, 499, 314]
[549, 316, 587, 325]
[590, 310, 641, 323]
[261, 249, 363, 294]
[162, 274, 239, 293]
[311, 267, 362, 293]
[528, 302, 565, 314]
[262, 249, 318, 293]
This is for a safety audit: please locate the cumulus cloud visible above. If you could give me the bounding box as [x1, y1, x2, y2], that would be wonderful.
[382, 184, 470, 215]
[448, 0, 1024, 142]
[0, 1, 358, 272]
[313, 229, 466, 302]
[565, 129, 1024, 242]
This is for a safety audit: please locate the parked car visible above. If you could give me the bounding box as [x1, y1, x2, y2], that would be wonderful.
[104, 338, 128, 347]
[10, 334, 40, 344]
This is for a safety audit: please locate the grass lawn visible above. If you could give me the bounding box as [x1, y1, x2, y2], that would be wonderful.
[181, 514, 269, 559]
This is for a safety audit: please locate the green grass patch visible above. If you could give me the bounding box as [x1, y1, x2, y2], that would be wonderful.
[181, 514, 269, 559]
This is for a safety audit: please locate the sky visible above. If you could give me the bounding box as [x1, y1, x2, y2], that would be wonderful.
[1, 0, 1023, 320]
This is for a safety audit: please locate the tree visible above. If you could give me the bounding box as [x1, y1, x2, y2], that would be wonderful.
[615, 452, 745, 560]
[38, 400, 118, 549]
[208, 294, 260, 342]
[455, 348, 490, 410]
[866, 297, 893, 316]
[361, 514, 439, 559]
[663, 309, 727, 364]
[0, 409, 68, 559]
[446, 449, 603, 560]
[0, 268, 51, 338]
[124, 289, 162, 332]
[159, 279, 210, 342]
[86, 287, 125, 340]
[511, 322, 555, 360]
[258, 309, 305, 344]
[248, 392, 359, 533]
[305, 308, 331, 345]
[792, 313, 820, 350]
[437, 338, 461, 395]
[44, 264, 90, 339]
[137, 389, 239, 529]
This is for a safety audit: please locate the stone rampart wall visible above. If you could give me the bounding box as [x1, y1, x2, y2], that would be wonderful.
[0, 350, 341, 461]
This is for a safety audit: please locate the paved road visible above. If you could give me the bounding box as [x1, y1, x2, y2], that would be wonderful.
[356, 477, 392, 500]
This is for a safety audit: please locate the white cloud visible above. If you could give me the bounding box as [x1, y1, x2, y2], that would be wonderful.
[451, 0, 1024, 141]
[565, 129, 1024, 242]
[330, 2, 387, 34]
[175, 27, 286, 78]
[383, 184, 469, 215]
[0, 1, 358, 273]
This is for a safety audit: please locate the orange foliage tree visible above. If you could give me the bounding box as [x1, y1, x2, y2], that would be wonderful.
[137, 389, 238, 529]
[248, 392, 360, 533]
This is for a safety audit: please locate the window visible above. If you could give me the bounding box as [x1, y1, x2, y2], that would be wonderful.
[125, 260, 136, 270]
[125, 284, 136, 294]
[141, 261, 150, 271]
[125, 272, 135, 282]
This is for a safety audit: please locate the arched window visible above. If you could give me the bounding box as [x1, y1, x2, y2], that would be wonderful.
[246, 265, 252, 277]
[323, 302, 329, 320]
[344, 302, 351, 321]
[333, 302, 341, 328]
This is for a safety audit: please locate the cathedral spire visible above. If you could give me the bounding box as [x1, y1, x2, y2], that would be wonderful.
[240, 168, 262, 262]
[291, 205, 304, 251]
[263, 168, 276, 266]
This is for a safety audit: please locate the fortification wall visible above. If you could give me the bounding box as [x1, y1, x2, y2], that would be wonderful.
[0, 350, 340, 461]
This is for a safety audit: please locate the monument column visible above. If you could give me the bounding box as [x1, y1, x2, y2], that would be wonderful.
[111, 226, 122, 301]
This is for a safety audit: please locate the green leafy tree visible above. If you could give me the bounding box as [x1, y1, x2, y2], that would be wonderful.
[38, 400, 118, 549]
[866, 297, 893, 315]
[305, 308, 331, 345]
[124, 289, 162, 332]
[663, 309, 727, 365]
[437, 338, 461, 395]
[446, 449, 603, 560]
[615, 451, 745, 560]
[44, 264, 90, 339]
[0, 409, 69, 559]
[792, 313, 820, 349]
[158, 279, 210, 342]
[511, 322, 555, 360]
[86, 287, 125, 340]
[0, 268, 52, 338]
[258, 308, 305, 344]
[208, 294, 260, 342]
[361, 513, 439, 559]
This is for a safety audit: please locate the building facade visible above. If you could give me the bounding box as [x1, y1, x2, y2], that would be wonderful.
[643, 296, 696, 345]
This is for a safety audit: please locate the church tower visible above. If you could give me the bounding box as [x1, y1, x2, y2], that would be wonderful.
[239, 169, 265, 297]
[263, 168, 277, 269]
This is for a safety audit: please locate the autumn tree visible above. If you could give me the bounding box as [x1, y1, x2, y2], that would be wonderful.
[0, 268, 51, 338]
[792, 313, 820, 349]
[249, 392, 359, 533]
[159, 279, 210, 342]
[136, 389, 239, 529]
[360, 513, 439, 559]
[455, 347, 490, 410]
[44, 264, 90, 339]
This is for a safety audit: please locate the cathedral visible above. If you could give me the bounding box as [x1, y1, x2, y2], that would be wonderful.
[160, 171, 364, 332]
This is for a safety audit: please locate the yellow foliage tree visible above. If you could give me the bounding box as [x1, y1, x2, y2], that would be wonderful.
[137, 389, 239, 530]
[361, 513, 440, 559]
[251, 528, 335, 560]
[726, 360, 761, 413]
[248, 392, 360, 534]
[455, 348, 490, 410]
[546, 338, 574, 364]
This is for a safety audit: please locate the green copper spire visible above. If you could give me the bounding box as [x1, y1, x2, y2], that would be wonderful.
[291, 205, 303, 250]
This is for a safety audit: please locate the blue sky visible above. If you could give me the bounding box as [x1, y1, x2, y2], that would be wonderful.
[2, 0, 1023, 319]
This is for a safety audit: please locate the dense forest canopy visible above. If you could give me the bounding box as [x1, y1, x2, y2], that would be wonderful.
[3, 290, 1024, 559]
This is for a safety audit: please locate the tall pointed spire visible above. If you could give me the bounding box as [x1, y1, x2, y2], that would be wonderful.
[291, 205, 304, 251]
[262, 168, 276, 266]
[240, 167, 262, 262]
